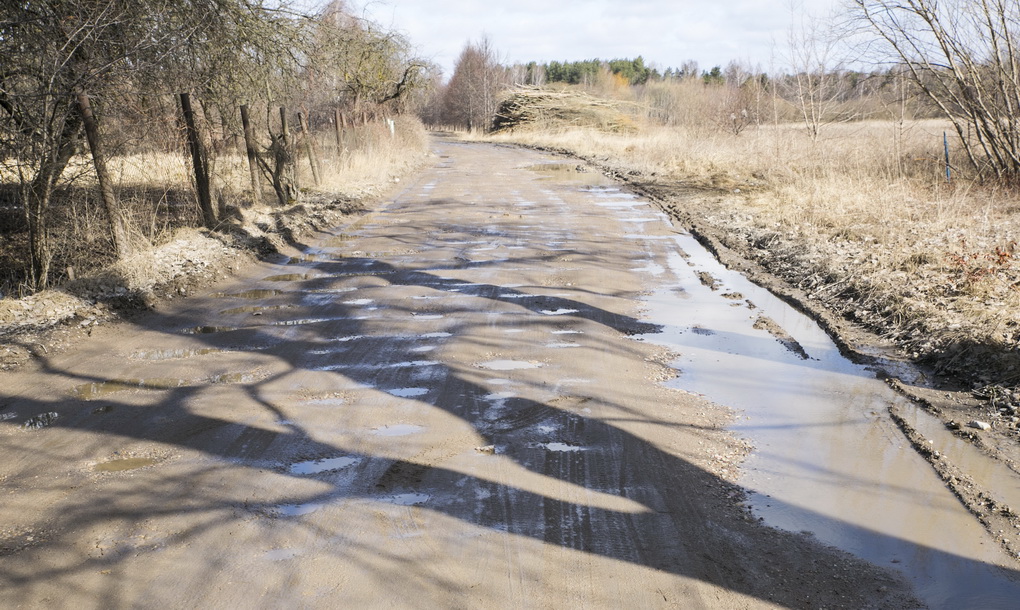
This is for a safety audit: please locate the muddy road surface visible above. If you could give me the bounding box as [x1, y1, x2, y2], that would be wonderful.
[2, 139, 1016, 607]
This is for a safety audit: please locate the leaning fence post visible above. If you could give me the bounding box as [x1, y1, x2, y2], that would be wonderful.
[298, 111, 322, 186]
[240, 104, 262, 203]
[179, 92, 217, 229]
[944, 131, 952, 184]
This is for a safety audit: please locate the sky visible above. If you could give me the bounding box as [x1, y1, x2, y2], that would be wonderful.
[358, 0, 845, 78]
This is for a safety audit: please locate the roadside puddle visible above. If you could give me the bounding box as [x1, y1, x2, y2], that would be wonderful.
[524, 163, 612, 187]
[638, 228, 1020, 605]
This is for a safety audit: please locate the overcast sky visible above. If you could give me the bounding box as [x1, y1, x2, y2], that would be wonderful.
[358, 0, 845, 78]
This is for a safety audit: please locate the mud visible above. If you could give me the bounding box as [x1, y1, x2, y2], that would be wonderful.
[0, 139, 982, 608]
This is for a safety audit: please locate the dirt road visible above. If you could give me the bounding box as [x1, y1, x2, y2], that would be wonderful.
[2, 139, 926, 607]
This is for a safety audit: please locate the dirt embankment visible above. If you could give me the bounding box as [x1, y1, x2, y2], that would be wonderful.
[0, 196, 366, 371]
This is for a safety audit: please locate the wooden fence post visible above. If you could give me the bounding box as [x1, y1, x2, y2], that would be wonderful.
[298, 111, 321, 186]
[239, 104, 261, 203]
[179, 92, 216, 228]
[334, 108, 344, 153]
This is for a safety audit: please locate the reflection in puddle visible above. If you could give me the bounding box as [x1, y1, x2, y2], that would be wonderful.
[183, 325, 242, 334]
[215, 289, 284, 299]
[541, 309, 579, 316]
[289, 456, 360, 475]
[263, 273, 313, 282]
[537, 442, 583, 452]
[219, 305, 292, 315]
[94, 457, 158, 472]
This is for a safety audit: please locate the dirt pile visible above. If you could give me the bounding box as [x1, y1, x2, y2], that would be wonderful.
[0, 196, 365, 370]
[492, 88, 637, 134]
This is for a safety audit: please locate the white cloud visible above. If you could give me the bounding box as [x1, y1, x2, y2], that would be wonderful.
[357, 0, 841, 77]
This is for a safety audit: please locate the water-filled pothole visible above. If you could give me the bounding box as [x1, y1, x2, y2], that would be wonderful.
[94, 457, 158, 472]
[263, 273, 313, 282]
[214, 289, 284, 299]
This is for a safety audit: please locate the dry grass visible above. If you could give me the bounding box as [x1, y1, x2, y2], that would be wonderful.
[478, 86, 1020, 384]
[0, 115, 429, 297]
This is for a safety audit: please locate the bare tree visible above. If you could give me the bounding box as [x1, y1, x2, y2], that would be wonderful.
[782, 2, 851, 140]
[852, 0, 1020, 180]
[441, 36, 508, 132]
[0, 0, 303, 289]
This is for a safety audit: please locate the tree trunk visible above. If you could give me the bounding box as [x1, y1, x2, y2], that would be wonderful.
[76, 91, 134, 258]
[24, 109, 82, 290]
[179, 92, 216, 229]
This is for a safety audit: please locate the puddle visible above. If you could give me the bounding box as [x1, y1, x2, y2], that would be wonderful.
[215, 289, 284, 299]
[477, 360, 543, 371]
[540, 309, 579, 316]
[525, 163, 613, 187]
[265, 548, 301, 561]
[289, 456, 361, 475]
[545, 342, 581, 348]
[73, 372, 259, 399]
[182, 325, 242, 335]
[372, 424, 425, 436]
[94, 457, 157, 472]
[22, 412, 58, 430]
[897, 402, 1020, 511]
[263, 273, 313, 282]
[274, 502, 323, 517]
[411, 314, 444, 320]
[386, 388, 430, 398]
[343, 298, 374, 306]
[219, 305, 292, 315]
[551, 330, 583, 335]
[537, 442, 583, 452]
[384, 493, 430, 506]
[131, 347, 224, 360]
[73, 378, 186, 399]
[639, 230, 1020, 606]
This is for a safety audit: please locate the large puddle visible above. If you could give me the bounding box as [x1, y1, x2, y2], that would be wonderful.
[637, 227, 1020, 605]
